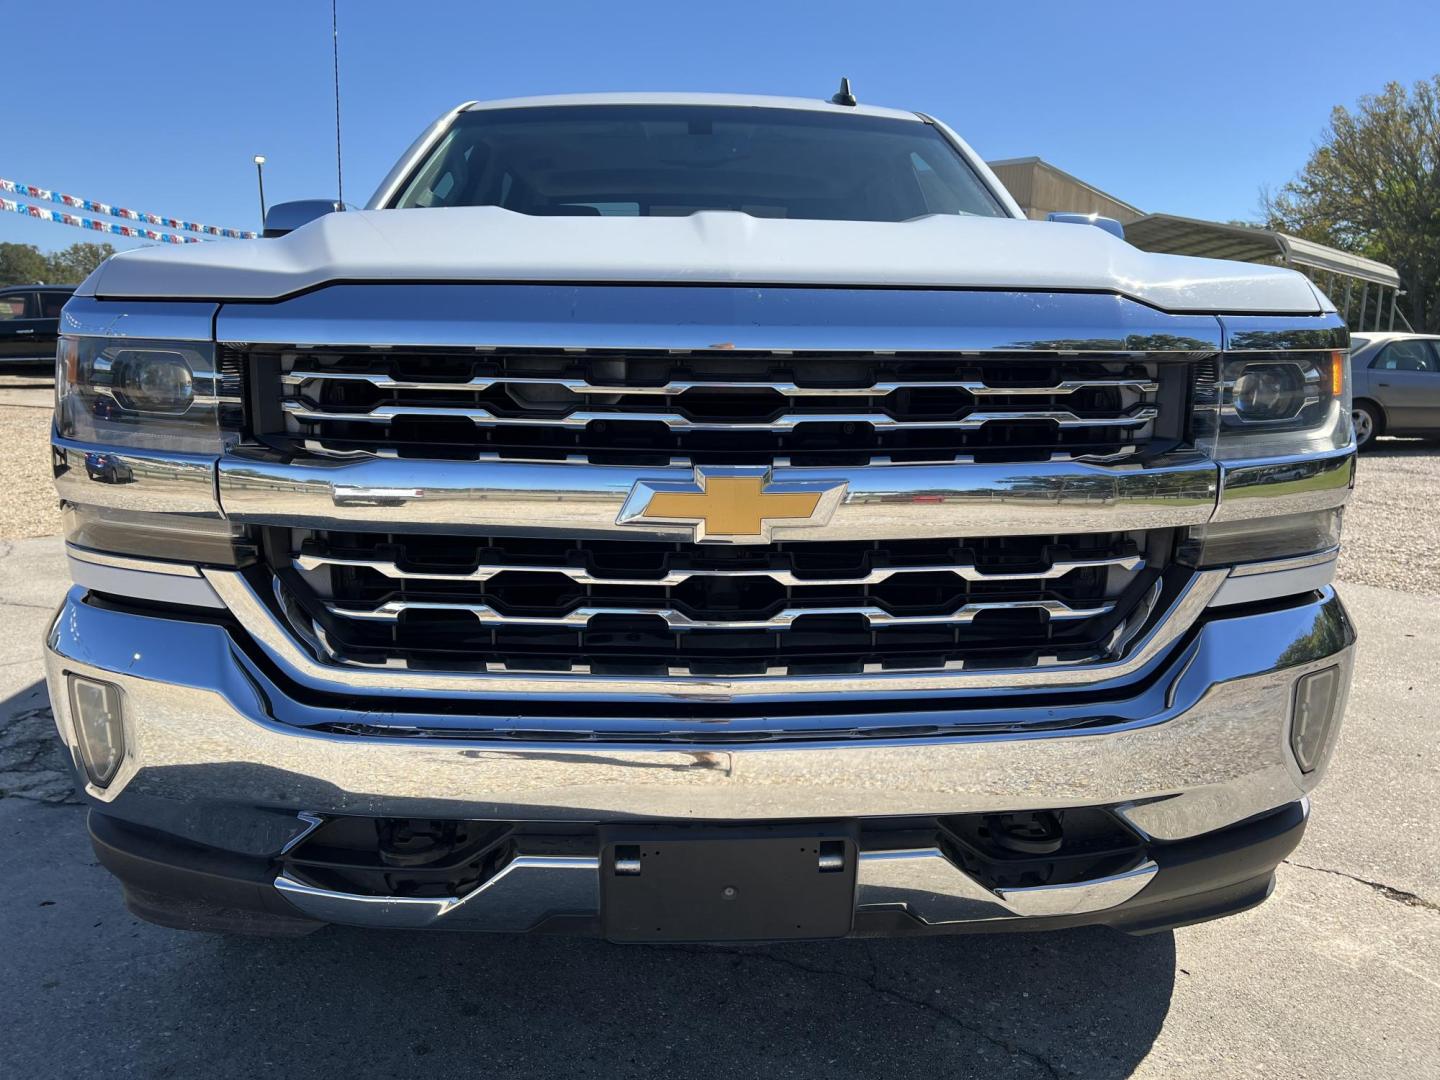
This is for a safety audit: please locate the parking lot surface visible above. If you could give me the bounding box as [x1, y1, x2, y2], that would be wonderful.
[1, 390, 1437, 1077]
[0, 366, 62, 540]
[1338, 440, 1440, 596]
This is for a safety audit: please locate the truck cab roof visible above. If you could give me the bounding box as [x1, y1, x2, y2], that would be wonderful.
[460, 91, 924, 123]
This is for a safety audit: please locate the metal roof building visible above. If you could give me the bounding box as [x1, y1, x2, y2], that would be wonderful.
[988, 157, 1146, 226]
[988, 157, 1406, 330]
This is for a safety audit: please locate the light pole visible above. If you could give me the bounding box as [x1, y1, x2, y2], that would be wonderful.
[253, 155, 267, 230]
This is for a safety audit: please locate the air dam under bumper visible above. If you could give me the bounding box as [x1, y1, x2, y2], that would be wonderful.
[88, 800, 1310, 938]
[47, 587, 1353, 937]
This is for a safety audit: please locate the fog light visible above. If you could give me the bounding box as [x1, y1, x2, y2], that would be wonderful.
[67, 676, 125, 787]
[1291, 666, 1342, 774]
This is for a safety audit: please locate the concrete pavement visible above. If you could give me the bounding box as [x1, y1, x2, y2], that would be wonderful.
[1, 534, 1435, 1079]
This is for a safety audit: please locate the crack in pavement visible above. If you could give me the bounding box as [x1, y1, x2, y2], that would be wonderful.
[0, 703, 77, 803]
[650, 943, 1065, 1078]
[1284, 859, 1439, 913]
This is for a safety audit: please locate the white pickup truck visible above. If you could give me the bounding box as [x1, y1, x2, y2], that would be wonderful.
[47, 91, 1354, 941]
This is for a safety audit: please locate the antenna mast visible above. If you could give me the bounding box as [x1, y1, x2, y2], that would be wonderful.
[331, 0, 344, 206]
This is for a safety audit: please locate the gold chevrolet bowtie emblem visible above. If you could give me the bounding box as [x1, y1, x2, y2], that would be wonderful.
[619, 468, 847, 543]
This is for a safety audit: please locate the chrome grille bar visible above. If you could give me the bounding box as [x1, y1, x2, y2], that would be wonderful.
[295, 552, 1143, 586]
[320, 651, 1102, 676]
[282, 401, 1159, 432]
[292, 442, 1143, 465]
[212, 565, 1230, 698]
[283, 371, 1160, 398]
[325, 597, 1113, 630]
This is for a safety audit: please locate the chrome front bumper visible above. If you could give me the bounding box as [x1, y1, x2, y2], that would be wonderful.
[47, 583, 1353, 933]
[268, 848, 1169, 932]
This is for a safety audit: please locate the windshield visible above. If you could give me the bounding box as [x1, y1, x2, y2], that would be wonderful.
[392, 105, 1007, 222]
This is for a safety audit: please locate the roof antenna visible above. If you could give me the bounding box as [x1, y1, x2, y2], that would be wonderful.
[331, 0, 345, 208]
[831, 77, 857, 107]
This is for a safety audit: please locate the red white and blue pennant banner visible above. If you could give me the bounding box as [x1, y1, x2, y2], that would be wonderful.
[2, 196, 198, 244]
[0, 178, 257, 241]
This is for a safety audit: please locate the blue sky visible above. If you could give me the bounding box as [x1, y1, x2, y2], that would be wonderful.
[5, 0, 1438, 254]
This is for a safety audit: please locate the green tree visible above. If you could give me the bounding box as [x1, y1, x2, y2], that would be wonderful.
[44, 242, 116, 284]
[0, 240, 117, 287]
[1264, 76, 1440, 332]
[0, 242, 49, 286]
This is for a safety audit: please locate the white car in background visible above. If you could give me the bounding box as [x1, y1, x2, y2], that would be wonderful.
[1348, 332, 1440, 448]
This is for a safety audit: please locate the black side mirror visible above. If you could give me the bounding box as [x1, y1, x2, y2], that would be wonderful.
[263, 200, 344, 238]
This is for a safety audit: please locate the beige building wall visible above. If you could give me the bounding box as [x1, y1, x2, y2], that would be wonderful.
[987, 158, 1145, 225]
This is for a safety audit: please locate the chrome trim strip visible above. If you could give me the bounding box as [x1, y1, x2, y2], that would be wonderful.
[325, 596, 1113, 630]
[855, 849, 1158, 924]
[53, 437, 221, 517]
[297, 442, 1145, 466]
[277, 811, 325, 855]
[1227, 546, 1341, 577]
[281, 399, 1158, 432]
[215, 284, 1227, 353]
[203, 567, 1227, 699]
[1214, 446, 1355, 522]
[275, 846, 1154, 931]
[1218, 313, 1348, 353]
[67, 556, 225, 609]
[59, 296, 219, 342]
[67, 544, 203, 578]
[327, 651, 1104, 678]
[855, 848, 1006, 921]
[217, 454, 1219, 541]
[275, 874, 455, 927]
[276, 847, 1154, 930]
[993, 859, 1159, 917]
[275, 855, 600, 931]
[1210, 557, 1336, 608]
[294, 551, 1144, 587]
[283, 370, 1161, 398]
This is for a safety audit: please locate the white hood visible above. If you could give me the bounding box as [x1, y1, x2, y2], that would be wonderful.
[85, 206, 1324, 314]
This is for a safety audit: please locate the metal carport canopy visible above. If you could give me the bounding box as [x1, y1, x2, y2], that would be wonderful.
[1125, 213, 1400, 288]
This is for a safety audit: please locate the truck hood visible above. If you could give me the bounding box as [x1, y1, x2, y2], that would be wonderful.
[84, 207, 1325, 314]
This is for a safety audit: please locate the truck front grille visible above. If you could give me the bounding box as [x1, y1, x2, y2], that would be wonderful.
[269, 529, 1174, 678]
[250, 347, 1185, 466]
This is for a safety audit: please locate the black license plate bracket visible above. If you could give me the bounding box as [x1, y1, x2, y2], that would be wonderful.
[600, 824, 857, 943]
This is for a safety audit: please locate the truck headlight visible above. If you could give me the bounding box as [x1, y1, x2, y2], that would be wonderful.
[110, 348, 196, 414]
[56, 336, 236, 455]
[1231, 361, 1313, 422]
[56, 336, 252, 566]
[1197, 350, 1352, 461]
[1181, 349, 1351, 571]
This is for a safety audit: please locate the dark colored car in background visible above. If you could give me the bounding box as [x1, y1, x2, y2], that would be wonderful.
[0, 284, 76, 363]
[1348, 332, 1440, 448]
[82, 451, 134, 484]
